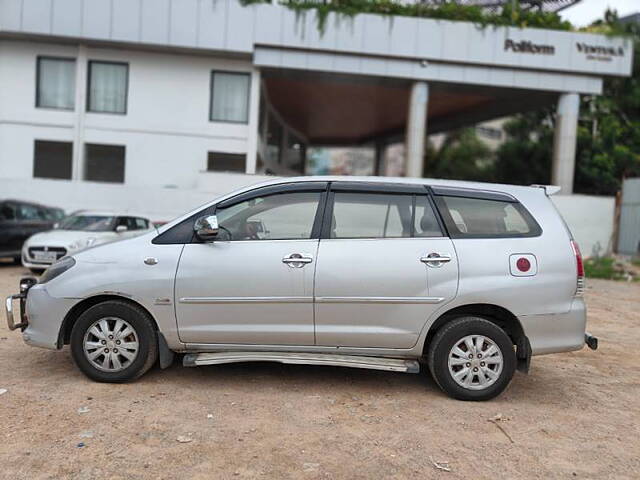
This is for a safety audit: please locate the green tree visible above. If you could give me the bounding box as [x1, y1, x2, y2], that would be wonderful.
[493, 110, 554, 186]
[574, 11, 640, 194]
[425, 128, 493, 182]
[495, 10, 640, 195]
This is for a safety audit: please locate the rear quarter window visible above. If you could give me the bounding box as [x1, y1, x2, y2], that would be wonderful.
[435, 195, 541, 238]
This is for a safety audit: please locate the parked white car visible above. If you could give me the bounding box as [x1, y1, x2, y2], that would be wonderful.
[6, 177, 597, 401]
[22, 211, 154, 272]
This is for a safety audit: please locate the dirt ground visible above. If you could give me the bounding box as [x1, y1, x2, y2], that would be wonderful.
[0, 262, 639, 480]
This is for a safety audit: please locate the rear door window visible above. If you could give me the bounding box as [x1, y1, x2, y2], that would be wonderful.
[330, 193, 412, 239]
[414, 196, 443, 238]
[436, 195, 541, 238]
[328, 192, 443, 239]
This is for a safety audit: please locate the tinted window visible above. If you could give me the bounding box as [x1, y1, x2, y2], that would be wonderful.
[207, 152, 246, 172]
[85, 143, 125, 183]
[331, 193, 412, 239]
[216, 192, 320, 241]
[438, 196, 540, 237]
[16, 203, 45, 221]
[34, 140, 73, 180]
[0, 203, 16, 221]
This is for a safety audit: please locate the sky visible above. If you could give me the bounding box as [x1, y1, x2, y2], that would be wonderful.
[559, 0, 639, 27]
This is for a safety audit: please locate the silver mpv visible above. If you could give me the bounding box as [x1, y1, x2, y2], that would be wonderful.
[5, 177, 597, 401]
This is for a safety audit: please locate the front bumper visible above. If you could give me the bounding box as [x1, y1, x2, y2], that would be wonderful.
[6, 279, 78, 350]
[5, 277, 37, 330]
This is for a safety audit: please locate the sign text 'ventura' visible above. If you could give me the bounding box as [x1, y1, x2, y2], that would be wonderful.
[576, 42, 624, 61]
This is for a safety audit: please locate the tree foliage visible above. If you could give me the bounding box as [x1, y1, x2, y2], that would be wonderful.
[494, 11, 639, 195]
[424, 128, 494, 182]
[241, 0, 572, 33]
[493, 110, 554, 186]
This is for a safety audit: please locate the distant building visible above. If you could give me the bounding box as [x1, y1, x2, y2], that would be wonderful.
[620, 12, 640, 24]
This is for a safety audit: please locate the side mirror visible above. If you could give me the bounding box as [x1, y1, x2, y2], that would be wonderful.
[194, 215, 219, 242]
[115, 225, 128, 233]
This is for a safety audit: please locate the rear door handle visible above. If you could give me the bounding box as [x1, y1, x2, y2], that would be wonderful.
[420, 253, 452, 268]
[282, 253, 313, 268]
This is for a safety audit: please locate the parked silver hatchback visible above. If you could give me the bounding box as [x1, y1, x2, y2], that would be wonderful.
[6, 177, 597, 401]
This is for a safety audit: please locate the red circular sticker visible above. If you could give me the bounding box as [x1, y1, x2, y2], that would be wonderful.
[516, 258, 531, 272]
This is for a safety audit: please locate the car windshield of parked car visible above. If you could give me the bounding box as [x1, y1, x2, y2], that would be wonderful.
[58, 215, 115, 232]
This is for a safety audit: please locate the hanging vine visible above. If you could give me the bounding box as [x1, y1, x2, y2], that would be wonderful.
[240, 1, 573, 34]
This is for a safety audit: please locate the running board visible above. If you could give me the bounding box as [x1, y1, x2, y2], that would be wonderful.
[182, 351, 420, 373]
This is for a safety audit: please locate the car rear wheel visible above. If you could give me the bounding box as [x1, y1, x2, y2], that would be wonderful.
[427, 316, 516, 401]
[70, 300, 158, 382]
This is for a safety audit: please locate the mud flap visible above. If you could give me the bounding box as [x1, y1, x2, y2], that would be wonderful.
[158, 332, 175, 369]
[516, 336, 532, 374]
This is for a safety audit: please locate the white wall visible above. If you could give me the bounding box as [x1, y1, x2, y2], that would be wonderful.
[0, 174, 616, 258]
[552, 194, 615, 258]
[0, 40, 260, 188]
[0, 174, 273, 222]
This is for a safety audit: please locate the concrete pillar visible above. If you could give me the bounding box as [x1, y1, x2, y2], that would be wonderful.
[373, 140, 385, 176]
[552, 92, 580, 194]
[72, 45, 88, 181]
[245, 68, 262, 175]
[405, 81, 429, 178]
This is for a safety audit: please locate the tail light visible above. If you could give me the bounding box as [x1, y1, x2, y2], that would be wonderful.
[570, 240, 585, 296]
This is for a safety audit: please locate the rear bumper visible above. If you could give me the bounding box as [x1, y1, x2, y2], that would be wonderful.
[0, 249, 21, 258]
[519, 297, 588, 356]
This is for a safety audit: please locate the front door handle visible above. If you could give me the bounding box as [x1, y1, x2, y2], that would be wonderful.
[282, 253, 313, 268]
[420, 253, 452, 268]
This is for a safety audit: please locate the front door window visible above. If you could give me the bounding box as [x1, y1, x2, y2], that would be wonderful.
[216, 192, 321, 241]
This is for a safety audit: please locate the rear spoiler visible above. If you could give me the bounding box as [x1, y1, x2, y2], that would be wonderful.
[531, 184, 561, 196]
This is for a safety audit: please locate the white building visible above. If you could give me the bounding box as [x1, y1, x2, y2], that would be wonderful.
[0, 0, 634, 222]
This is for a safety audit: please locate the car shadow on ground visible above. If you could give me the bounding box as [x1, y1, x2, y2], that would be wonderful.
[1, 340, 597, 411]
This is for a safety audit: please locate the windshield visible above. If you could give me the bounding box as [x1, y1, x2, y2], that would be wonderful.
[58, 215, 115, 232]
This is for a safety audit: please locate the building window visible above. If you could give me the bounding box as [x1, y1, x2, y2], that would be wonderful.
[36, 57, 76, 110]
[476, 126, 503, 141]
[210, 71, 250, 123]
[33, 140, 73, 180]
[87, 61, 128, 114]
[207, 152, 246, 173]
[84, 143, 125, 183]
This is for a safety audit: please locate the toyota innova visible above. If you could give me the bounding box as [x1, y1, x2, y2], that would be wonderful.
[5, 177, 597, 401]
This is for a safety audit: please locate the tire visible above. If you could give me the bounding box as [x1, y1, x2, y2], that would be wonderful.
[29, 268, 45, 274]
[70, 300, 158, 383]
[427, 316, 516, 401]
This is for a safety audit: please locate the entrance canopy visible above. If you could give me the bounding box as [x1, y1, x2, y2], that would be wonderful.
[262, 69, 556, 146]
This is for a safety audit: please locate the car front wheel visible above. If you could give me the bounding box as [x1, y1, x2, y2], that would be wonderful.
[70, 300, 158, 382]
[427, 316, 516, 401]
